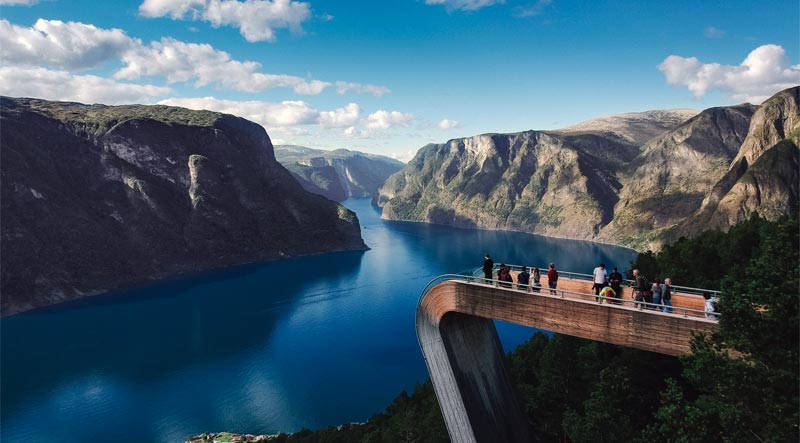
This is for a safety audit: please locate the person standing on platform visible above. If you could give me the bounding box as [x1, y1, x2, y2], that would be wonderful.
[517, 266, 530, 290]
[532, 267, 541, 293]
[662, 278, 673, 313]
[483, 253, 494, 282]
[547, 263, 559, 295]
[651, 278, 663, 309]
[592, 263, 608, 299]
[608, 266, 623, 304]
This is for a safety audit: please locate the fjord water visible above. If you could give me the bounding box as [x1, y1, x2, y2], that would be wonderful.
[1, 198, 636, 443]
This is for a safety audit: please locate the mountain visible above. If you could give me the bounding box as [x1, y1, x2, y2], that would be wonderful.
[274, 145, 404, 202]
[378, 88, 799, 250]
[595, 104, 757, 249]
[676, 87, 800, 236]
[0, 97, 366, 315]
[558, 109, 701, 145]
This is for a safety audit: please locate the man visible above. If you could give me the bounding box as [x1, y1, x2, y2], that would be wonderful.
[662, 278, 673, 313]
[517, 266, 530, 290]
[632, 269, 649, 309]
[547, 263, 559, 295]
[608, 266, 623, 304]
[483, 254, 494, 282]
[592, 263, 608, 300]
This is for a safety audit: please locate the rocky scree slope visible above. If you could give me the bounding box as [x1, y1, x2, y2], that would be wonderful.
[0, 97, 366, 315]
[378, 87, 800, 250]
[274, 145, 404, 202]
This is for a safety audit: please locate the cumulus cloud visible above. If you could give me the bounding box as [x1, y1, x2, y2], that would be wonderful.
[367, 110, 414, 129]
[437, 118, 460, 129]
[115, 37, 330, 94]
[343, 126, 370, 139]
[138, 0, 311, 42]
[158, 96, 319, 127]
[319, 103, 360, 128]
[424, 0, 505, 12]
[658, 44, 800, 104]
[0, 19, 135, 71]
[334, 81, 391, 97]
[0, 66, 171, 104]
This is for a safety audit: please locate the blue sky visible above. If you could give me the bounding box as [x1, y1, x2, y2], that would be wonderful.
[1, 0, 798, 160]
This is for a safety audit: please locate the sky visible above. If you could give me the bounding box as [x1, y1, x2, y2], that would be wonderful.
[1, 0, 798, 161]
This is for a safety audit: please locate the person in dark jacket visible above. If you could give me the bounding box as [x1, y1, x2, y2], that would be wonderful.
[661, 278, 673, 313]
[608, 266, 623, 304]
[483, 254, 494, 282]
[517, 266, 530, 289]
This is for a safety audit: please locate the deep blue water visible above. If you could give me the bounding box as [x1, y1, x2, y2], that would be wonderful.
[0, 198, 636, 442]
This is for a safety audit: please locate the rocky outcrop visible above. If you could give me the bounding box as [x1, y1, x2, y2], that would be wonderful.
[0, 97, 366, 315]
[378, 87, 800, 250]
[677, 87, 800, 235]
[596, 104, 756, 249]
[274, 145, 404, 202]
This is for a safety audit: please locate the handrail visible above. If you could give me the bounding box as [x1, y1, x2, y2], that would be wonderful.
[491, 264, 723, 297]
[417, 272, 718, 321]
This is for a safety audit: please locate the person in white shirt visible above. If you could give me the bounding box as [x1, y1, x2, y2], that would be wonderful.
[592, 263, 608, 301]
[703, 292, 719, 320]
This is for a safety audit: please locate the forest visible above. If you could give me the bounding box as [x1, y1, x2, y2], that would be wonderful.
[261, 213, 799, 442]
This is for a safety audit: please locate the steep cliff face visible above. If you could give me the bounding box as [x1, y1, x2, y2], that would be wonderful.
[678, 87, 800, 234]
[0, 97, 366, 315]
[596, 104, 756, 249]
[378, 130, 638, 240]
[378, 88, 799, 250]
[274, 145, 404, 202]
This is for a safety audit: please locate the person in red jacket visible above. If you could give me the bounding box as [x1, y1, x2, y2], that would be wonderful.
[547, 263, 559, 295]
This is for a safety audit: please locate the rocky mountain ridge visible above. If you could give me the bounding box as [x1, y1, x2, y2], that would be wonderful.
[378, 87, 799, 250]
[274, 145, 404, 202]
[0, 97, 366, 315]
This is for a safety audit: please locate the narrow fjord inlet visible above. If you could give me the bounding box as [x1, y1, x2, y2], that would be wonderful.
[1, 1, 798, 442]
[0, 198, 637, 442]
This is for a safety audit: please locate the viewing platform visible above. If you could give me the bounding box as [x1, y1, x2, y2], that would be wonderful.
[415, 266, 720, 443]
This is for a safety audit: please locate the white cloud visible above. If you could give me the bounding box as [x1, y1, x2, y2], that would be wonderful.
[367, 110, 414, 129]
[513, 0, 552, 18]
[343, 126, 370, 139]
[0, 66, 171, 104]
[319, 103, 360, 128]
[334, 81, 391, 97]
[658, 44, 800, 104]
[704, 26, 725, 39]
[0, 19, 135, 71]
[158, 96, 319, 127]
[424, 0, 505, 12]
[0, 0, 40, 5]
[116, 37, 330, 94]
[139, 0, 311, 42]
[437, 118, 460, 129]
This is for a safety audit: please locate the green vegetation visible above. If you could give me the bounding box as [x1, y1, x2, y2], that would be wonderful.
[198, 213, 797, 443]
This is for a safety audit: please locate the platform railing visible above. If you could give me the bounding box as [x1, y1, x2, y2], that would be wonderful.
[493, 264, 723, 298]
[419, 271, 718, 320]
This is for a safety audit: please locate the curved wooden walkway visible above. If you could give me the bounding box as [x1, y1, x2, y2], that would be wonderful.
[416, 273, 719, 443]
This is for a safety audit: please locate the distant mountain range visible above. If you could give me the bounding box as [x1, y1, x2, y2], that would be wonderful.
[274, 145, 404, 202]
[378, 86, 799, 250]
[0, 98, 366, 315]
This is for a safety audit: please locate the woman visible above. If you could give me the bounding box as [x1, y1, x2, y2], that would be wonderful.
[651, 278, 663, 310]
[532, 267, 541, 293]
